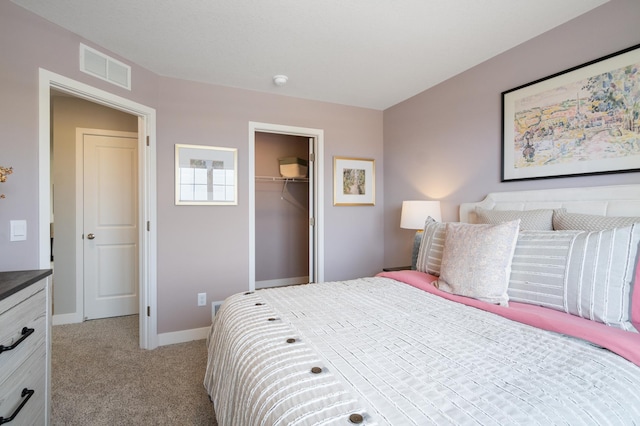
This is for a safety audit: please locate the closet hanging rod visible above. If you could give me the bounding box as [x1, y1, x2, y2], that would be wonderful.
[255, 176, 309, 183]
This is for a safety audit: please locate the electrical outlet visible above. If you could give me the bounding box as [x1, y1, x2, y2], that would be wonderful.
[197, 292, 206, 307]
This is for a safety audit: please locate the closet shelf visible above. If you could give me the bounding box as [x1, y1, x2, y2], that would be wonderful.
[256, 176, 309, 183]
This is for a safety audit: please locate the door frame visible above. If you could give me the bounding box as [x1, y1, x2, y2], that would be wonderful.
[38, 68, 158, 349]
[248, 122, 324, 290]
[77, 128, 139, 320]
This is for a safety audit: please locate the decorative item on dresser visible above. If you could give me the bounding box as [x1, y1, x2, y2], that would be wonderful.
[0, 269, 52, 425]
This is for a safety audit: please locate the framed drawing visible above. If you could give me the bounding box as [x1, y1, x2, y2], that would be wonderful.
[333, 156, 375, 206]
[175, 144, 237, 205]
[502, 43, 640, 181]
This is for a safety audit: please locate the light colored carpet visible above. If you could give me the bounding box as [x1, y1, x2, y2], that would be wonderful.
[51, 315, 217, 425]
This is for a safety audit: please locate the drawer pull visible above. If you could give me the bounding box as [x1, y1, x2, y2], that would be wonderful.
[0, 388, 34, 424]
[0, 327, 34, 354]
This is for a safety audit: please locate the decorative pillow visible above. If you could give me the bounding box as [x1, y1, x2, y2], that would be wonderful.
[436, 220, 520, 306]
[509, 225, 640, 332]
[475, 207, 562, 230]
[553, 210, 640, 231]
[415, 218, 446, 276]
[634, 252, 640, 331]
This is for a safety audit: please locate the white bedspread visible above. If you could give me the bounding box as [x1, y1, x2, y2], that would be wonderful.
[204, 277, 640, 425]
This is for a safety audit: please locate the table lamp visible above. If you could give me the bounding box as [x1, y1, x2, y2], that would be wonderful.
[400, 200, 442, 269]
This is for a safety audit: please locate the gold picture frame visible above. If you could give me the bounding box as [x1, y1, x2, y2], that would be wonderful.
[333, 156, 375, 206]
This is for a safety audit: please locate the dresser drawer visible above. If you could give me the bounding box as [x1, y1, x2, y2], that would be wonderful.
[0, 273, 50, 426]
[0, 287, 46, 386]
[0, 343, 46, 424]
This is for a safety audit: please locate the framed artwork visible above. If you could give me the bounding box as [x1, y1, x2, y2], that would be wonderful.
[175, 144, 237, 205]
[502, 43, 640, 181]
[333, 156, 375, 206]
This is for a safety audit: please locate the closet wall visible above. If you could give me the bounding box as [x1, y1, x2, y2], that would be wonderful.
[255, 132, 310, 287]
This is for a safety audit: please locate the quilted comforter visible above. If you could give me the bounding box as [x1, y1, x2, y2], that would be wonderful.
[204, 275, 640, 425]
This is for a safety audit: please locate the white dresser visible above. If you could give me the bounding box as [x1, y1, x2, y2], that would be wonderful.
[0, 270, 52, 425]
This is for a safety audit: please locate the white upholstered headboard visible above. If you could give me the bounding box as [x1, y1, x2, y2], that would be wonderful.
[460, 184, 640, 224]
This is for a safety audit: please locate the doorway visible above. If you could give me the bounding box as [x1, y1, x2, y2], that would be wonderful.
[39, 69, 158, 349]
[248, 122, 325, 291]
[255, 132, 310, 288]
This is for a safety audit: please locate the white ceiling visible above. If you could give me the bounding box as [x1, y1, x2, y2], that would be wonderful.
[12, 0, 608, 110]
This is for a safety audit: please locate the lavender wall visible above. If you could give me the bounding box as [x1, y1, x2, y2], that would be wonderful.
[1, 2, 384, 335]
[383, 0, 640, 267]
[0, 2, 157, 272]
[156, 79, 383, 332]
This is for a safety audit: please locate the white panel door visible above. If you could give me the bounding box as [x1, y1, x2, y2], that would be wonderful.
[83, 132, 138, 320]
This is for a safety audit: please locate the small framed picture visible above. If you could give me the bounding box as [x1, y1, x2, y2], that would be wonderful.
[175, 144, 237, 205]
[333, 156, 375, 206]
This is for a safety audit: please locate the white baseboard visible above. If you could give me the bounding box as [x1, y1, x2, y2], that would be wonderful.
[157, 326, 210, 346]
[52, 312, 82, 325]
[256, 276, 309, 289]
[53, 312, 209, 347]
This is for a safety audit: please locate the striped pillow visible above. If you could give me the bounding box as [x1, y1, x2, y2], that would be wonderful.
[508, 225, 640, 332]
[476, 208, 560, 230]
[553, 211, 640, 231]
[415, 218, 446, 276]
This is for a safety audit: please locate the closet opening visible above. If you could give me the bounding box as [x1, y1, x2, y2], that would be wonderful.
[248, 122, 324, 292]
[255, 132, 310, 288]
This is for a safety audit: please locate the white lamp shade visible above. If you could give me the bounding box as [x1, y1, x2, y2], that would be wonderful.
[400, 200, 442, 229]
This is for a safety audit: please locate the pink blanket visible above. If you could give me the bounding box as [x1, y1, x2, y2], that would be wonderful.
[378, 270, 640, 367]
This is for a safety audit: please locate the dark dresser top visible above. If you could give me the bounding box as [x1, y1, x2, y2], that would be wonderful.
[0, 269, 53, 302]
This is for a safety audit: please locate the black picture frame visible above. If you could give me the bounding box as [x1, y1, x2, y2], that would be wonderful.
[501, 43, 640, 181]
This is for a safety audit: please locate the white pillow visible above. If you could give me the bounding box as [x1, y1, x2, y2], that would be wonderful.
[509, 225, 640, 332]
[437, 220, 520, 306]
[553, 211, 640, 231]
[475, 208, 561, 231]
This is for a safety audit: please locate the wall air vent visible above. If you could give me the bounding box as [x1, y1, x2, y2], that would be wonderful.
[80, 43, 131, 90]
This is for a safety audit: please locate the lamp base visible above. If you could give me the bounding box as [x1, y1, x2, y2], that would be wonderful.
[410, 230, 424, 270]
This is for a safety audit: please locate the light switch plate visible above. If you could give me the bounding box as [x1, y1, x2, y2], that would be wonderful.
[10, 220, 27, 241]
[197, 292, 206, 307]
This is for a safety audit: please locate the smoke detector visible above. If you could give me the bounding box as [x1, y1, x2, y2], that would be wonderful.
[273, 75, 288, 87]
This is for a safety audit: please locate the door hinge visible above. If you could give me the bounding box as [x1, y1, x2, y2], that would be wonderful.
[147, 221, 150, 231]
[309, 153, 315, 162]
[147, 306, 151, 317]
[309, 217, 315, 227]
[146, 135, 150, 146]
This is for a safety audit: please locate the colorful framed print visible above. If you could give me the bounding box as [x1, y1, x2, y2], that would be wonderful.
[502, 44, 640, 181]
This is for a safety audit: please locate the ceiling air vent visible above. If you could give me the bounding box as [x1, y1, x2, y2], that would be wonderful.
[80, 43, 131, 90]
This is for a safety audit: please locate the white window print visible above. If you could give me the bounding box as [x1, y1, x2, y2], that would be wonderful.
[175, 144, 238, 205]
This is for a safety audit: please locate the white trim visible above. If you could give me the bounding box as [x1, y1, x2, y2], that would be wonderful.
[157, 326, 209, 346]
[39, 68, 158, 349]
[52, 312, 82, 326]
[249, 122, 325, 292]
[255, 276, 310, 289]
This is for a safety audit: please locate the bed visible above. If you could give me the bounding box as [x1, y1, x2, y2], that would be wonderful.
[204, 184, 640, 425]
